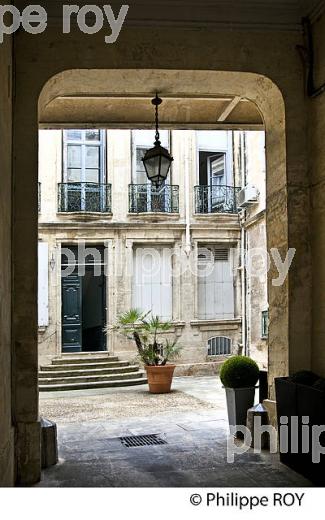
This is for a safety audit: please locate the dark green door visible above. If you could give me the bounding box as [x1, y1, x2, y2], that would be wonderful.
[61, 266, 106, 353]
[82, 267, 106, 351]
[62, 273, 82, 353]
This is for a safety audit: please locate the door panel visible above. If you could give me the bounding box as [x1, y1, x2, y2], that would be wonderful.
[62, 273, 82, 352]
[82, 268, 106, 352]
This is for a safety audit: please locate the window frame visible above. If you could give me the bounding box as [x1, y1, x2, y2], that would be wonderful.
[261, 310, 269, 339]
[196, 130, 233, 187]
[131, 129, 172, 185]
[62, 129, 106, 184]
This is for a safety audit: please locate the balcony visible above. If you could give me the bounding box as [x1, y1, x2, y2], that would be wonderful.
[58, 183, 112, 213]
[194, 185, 240, 214]
[129, 184, 179, 214]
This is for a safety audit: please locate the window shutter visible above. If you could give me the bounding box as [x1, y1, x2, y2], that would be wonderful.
[133, 247, 172, 321]
[38, 242, 49, 327]
[198, 246, 234, 320]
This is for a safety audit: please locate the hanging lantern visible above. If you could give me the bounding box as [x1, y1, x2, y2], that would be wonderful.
[142, 94, 173, 187]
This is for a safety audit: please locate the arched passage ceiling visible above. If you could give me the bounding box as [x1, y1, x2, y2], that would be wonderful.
[40, 94, 263, 129]
[39, 70, 267, 129]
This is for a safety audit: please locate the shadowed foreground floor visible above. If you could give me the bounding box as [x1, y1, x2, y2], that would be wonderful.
[37, 377, 310, 487]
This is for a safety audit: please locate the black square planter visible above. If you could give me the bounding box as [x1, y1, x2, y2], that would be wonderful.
[275, 377, 325, 485]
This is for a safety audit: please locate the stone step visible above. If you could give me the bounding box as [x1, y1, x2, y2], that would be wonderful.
[39, 377, 148, 392]
[39, 370, 145, 386]
[40, 360, 131, 371]
[39, 365, 140, 379]
[51, 356, 119, 365]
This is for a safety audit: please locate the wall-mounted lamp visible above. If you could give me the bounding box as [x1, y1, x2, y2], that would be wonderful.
[49, 253, 56, 271]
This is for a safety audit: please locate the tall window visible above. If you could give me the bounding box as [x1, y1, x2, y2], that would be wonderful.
[197, 246, 234, 320]
[132, 247, 172, 321]
[195, 131, 234, 213]
[261, 310, 269, 339]
[197, 130, 232, 186]
[63, 129, 105, 183]
[135, 146, 149, 184]
[199, 151, 226, 187]
[132, 130, 171, 184]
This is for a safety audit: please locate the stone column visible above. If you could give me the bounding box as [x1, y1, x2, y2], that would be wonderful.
[12, 84, 41, 484]
[0, 33, 15, 487]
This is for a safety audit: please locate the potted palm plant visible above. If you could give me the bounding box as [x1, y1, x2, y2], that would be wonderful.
[107, 309, 182, 393]
[220, 355, 260, 438]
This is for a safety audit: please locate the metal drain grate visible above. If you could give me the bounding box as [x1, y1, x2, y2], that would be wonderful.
[119, 434, 167, 448]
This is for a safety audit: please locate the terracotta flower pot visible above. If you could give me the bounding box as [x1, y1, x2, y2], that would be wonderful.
[145, 364, 176, 393]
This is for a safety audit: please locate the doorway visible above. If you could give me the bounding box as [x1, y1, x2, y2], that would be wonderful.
[61, 245, 106, 353]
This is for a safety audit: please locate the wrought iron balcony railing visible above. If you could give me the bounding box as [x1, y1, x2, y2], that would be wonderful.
[194, 185, 240, 214]
[129, 184, 179, 213]
[58, 183, 112, 213]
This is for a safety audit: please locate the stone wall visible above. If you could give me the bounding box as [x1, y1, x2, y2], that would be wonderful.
[243, 132, 268, 368]
[233, 131, 268, 368]
[246, 218, 268, 368]
[0, 34, 14, 486]
[310, 12, 325, 376]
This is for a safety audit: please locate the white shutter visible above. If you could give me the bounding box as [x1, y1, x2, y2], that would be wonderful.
[160, 248, 172, 321]
[38, 242, 49, 327]
[221, 250, 234, 319]
[198, 246, 234, 319]
[132, 247, 172, 320]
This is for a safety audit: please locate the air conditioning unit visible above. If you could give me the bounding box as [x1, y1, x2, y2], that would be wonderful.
[237, 185, 259, 208]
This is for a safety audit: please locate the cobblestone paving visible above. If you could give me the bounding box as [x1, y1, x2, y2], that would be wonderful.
[37, 377, 311, 487]
[40, 388, 216, 423]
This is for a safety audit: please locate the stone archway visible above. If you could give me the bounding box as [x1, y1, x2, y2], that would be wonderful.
[12, 67, 310, 485]
[38, 68, 290, 390]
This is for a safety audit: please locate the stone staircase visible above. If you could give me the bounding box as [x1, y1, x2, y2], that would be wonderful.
[39, 354, 147, 392]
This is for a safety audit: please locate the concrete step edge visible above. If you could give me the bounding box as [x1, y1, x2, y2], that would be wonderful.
[40, 361, 130, 370]
[39, 377, 148, 391]
[39, 365, 140, 377]
[52, 356, 119, 364]
[39, 371, 146, 384]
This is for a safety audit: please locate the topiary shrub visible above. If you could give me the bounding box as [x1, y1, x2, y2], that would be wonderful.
[291, 370, 319, 386]
[220, 355, 260, 388]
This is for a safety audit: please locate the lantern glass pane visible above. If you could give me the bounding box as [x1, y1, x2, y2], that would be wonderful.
[160, 155, 171, 179]
[144, 155, 161, 182]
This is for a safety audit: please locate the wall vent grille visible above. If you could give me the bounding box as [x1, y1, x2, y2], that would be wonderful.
[198, 247, 229, 263]
[208, 336, 232, 356]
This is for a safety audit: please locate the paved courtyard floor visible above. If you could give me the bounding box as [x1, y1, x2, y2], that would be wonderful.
[37, 376, 310, 487]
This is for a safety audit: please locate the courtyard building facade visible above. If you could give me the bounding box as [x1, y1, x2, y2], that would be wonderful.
[38, 129, 267, 372]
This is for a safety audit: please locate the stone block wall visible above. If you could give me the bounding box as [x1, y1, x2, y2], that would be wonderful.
[0, 34, 14, 486]
[310, 12, 325, 377]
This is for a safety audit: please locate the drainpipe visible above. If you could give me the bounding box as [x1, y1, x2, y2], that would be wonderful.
[184, 135, 191, 256]
[297, 18, 325, 99]
[239, 131, 248, 356]
[240, 216, 248, 356]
